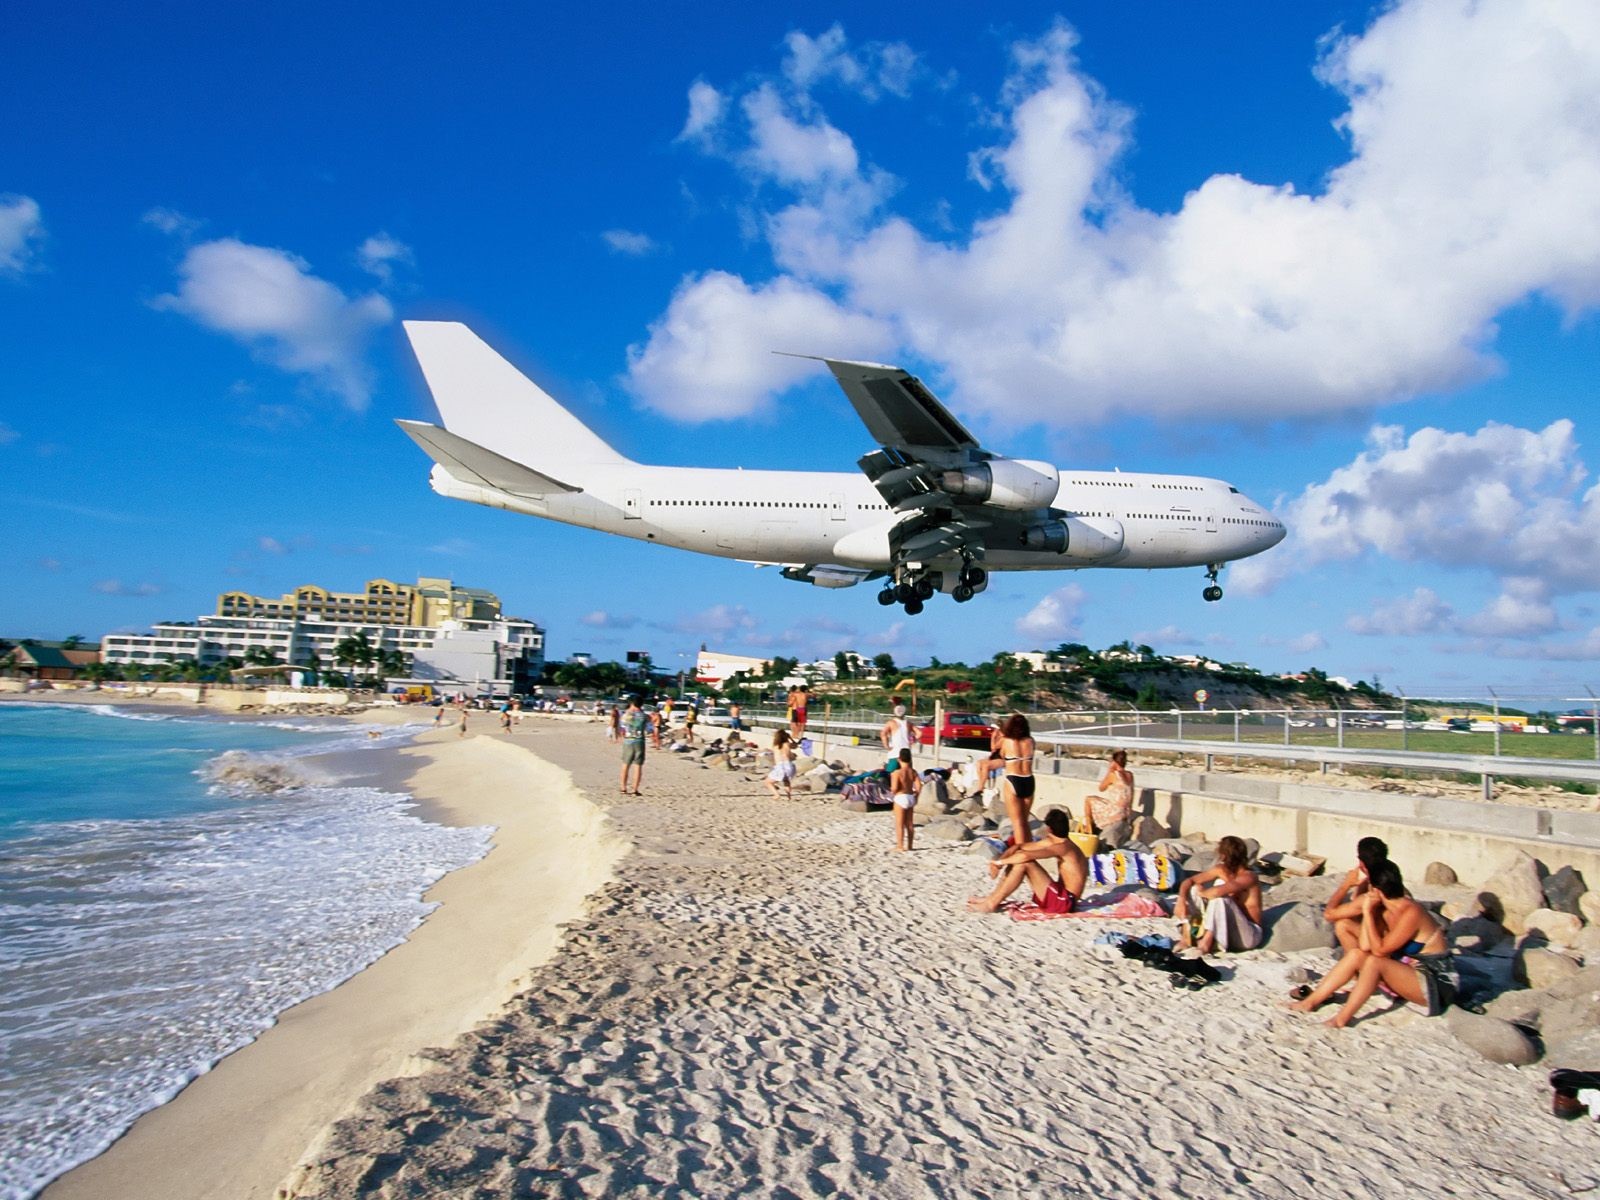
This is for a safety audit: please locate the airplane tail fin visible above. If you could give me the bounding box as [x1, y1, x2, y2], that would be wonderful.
[402, 321, 629, 473]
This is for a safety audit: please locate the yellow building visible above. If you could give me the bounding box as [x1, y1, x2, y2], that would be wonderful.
[217, 577, 502, 628]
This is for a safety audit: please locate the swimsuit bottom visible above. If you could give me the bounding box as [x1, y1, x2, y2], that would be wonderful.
[1006, 774, 1035, 800]
[1037, 880, 1077, 914]
[1405, 951, 1459, 1016]
[892, 791, 917, 809]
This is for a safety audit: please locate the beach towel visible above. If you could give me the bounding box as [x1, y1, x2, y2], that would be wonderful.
[1007, 893, 1170, 921]
[841, 779, 890, 806]
[1087, 850, 1176, 891]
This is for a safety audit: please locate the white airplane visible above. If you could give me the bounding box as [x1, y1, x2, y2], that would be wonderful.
[398, 321, 1285, 615]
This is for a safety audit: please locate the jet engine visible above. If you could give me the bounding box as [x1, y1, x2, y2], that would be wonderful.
[1020, 515, 1125, 562]
[940, 458, 1060, 510]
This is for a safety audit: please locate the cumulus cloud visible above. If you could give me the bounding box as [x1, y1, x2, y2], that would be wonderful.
[0, 194, 44, 275]
[1014, 583, 1088, 641]
[602, 229, 657, 256]
[1347, 579, 1561, 641]
[580, 610, 640, 629]
[356, 232, 414, 283]
[782, 25, 920, 100]
[667, 603, 761, 639]
[154, 238, 393, 409]
[625, 271, 892, 421]
[1346, 587, 1456, 636]
[679, 81, 726, 142]
[634, 3, 1600, 425]
[1287, 631, 1329, 655]
[142, 207, 200, 237]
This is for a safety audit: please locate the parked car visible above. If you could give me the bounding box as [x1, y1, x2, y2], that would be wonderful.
[915, 711, 994, 748]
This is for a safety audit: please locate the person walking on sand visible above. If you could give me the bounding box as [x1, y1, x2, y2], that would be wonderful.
[457, 707, 468, 738]
[881, 704, 913, 768]
[650, 704, 663, 750]
[682, 701, 698, 745]
[433, 705, 444, 728]
[966, 810, 1087, 913]
[889, 749, 919, 851]
[1290, 860, 1456, 1027]
[764, 729, 797, 800]
[619, 697, 648, 795]
[1174, 835, 1263, 954]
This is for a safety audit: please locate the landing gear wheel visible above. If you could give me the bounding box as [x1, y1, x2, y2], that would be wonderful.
[913, 577, 935, 601]
[953, 584, 974, 603]
[1203, 585, 1223, 602]
[960, 565, 987, 589]
[904, 598, 924, 616]
[877, 587, 897, 607]
[895, 582, 915, 604]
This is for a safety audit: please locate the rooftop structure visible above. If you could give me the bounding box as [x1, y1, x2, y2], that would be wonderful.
[216, 576, 501, 628]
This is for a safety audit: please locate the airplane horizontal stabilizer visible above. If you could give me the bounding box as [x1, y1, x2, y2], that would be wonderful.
[396, 420, 581, 496]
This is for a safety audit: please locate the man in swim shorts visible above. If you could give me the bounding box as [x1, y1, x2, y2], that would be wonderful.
[619, 697, 647, 795]
[966, 810, 1087, 914]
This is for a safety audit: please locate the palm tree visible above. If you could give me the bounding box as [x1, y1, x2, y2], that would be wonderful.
[333, 631, 377, 682]
[372, 649, 408, 686]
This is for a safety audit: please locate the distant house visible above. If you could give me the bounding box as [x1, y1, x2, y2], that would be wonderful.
[1010, 651, 1066, 673]
[0, 640, 94, 681]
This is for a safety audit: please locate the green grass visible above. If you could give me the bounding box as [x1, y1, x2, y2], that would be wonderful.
[1134, 728, 1599, 761]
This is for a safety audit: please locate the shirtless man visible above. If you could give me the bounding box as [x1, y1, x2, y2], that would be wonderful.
[966, 810, 1087, 914]
[1174, 835, 1263, 954]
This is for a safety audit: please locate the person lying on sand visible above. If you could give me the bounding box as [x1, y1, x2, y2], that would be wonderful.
[966, 810, 1087, 914]
[1324, 836, 1390, 954]
[1289, 860, 1456, 1028]
[1174, 835, 1262, 954]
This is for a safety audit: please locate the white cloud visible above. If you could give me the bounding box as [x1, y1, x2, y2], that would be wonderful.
[601, 229, 657, 256]
[782, 25, 920, 100]
[1458, 577, 1560, 637]
[1014, 583, 1087, 641]
[580, 610, 639, 629]
[679, 81, 726, 142]
[1346, 587, 1456, 636]
[625, 271, 892, 421]
[355, 232, 414, 283]
[641, 2, 1600, 427]
[142, 207, 199, 237]
[1287, 631, 1329, 655]
[667, 603, 761, 639]
[154, 238, 393, 410]
[258, 536, 289, 555]
[0, 194, 44, 276]
[1132, 624, 1201, 649]
[426, 537, 475, 556]
[93, 579, 162, 597]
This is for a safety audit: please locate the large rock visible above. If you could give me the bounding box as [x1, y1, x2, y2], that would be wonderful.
[1132, 815, 1171, 844]
[1546, 1028, 1600, 1072]
[1261, 901, 1337, 951]
[1542, 866, 1587, 917]
[922, 817, 974, 843]
[1581, 890, 1600, 927]
[1099, 818, 1132, 849]
[1515, 945, 1583, 990]
[1441, 897, 1485, 922]
[1482, 852, 1547, 935]
[1448, 916, 1512, 955]
[1572, 925, 1600, 960]
[1446, 1008, 1541, 1066]
[1424, 862, 1458, 886]
[1524, 908, 1584, 946]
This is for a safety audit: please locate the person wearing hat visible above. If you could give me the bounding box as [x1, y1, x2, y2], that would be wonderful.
[881, 703, 913, 769]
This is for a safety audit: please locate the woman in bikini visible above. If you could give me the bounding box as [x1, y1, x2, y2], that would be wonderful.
[1084, 749, 1134, 840]
[996, 712, 1036, 850]
[1289, 860, 1457, 1027]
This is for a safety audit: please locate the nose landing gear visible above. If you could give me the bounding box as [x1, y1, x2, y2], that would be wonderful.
[1202, 563, 1224, 602]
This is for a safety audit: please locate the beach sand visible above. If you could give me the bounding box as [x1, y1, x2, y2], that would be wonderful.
[266, 717, 1594, 1199]
[39, 718, 622, 1200]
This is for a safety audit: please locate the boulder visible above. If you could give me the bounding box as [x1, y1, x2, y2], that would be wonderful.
[840, 798, 872, 813]
[1541, 866, 1586, 917]
[1447, 916, 1512, 955]
[793, 756, 819, 774]
[1524, 908, 1584, 947]
[1546, 1028, 1600, 1072]
[1099, 818, 1132, 849]
[1482, 852, 1547, 935]
[1243, 837, 1261, 863]
[1445, 1008, 1541, 1066]
[922, 817, 974, 843]
[1581, 890, 1600, 927]
[1182, 847, 1218, 873]
[1424, 862, 1458, 886]
[1571, 925, 1600, 960]
[1515, 945, 1583, 990]
[1132, 815, 1171, 844]
[1441, 897, 1485, 922]
[1261, 901, 1337, 951]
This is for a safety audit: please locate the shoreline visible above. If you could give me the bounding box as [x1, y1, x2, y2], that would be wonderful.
[37, 714, 624, 1200]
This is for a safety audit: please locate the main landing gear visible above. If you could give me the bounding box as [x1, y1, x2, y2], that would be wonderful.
[1202, 563, 1224, 603]
[876, 562, 988, 615]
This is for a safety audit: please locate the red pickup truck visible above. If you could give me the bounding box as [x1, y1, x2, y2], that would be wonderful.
[914, 711, 994, 748]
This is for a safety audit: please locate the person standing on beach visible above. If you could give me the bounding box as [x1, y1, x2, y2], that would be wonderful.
[881, 705, 913, 768]
[728, 702, 743, 733]
[790, 685, 809, 742]
[682, 701, 697, 745]
[433, 705, 444, 728]
[889, 749, 919, 851]
[620, 698, 647, 795]
[607, 705, 622, 743]
[966, 810, 1087, 913]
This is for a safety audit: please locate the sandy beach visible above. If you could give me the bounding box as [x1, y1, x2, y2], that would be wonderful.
[37, 710, 622, 1200]
[248, 715, 1591, 1199]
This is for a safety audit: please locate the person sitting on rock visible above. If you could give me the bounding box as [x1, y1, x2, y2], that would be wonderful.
[965, 809, 1087, 914]
[1324, 836, 1390, 952]
[1174, 835, 1263, 954]
[1289, 859, 1456, 1027]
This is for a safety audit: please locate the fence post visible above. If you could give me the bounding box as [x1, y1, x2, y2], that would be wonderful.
[1176, 710, 1184, 742]
[1233, 709, 1240, 743]
[1489, 687, 1501, 757]
[1283, 709, 1291, 747]
[1336, 705, 1344, 750]
[822, 701, 831, 761]
[933, 697, 944, 768]
[1401, 691, 1409, 752]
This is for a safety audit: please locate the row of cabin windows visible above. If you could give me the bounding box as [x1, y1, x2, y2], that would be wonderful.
[652, 499, 838, 509]
[1224, 518, 1283, 528]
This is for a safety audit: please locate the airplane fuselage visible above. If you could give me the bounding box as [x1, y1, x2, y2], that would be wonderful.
[430, 462, 1284, 573]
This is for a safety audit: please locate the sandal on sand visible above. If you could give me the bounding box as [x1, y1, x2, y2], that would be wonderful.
[1289, 985, 1312, 1002]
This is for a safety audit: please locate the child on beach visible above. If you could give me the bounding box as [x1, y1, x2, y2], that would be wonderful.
[889, 749, 918, 851]
[608, 706, 622, 743]
[764, 729, 797, 799]
[1290, 860, 1456, 1027]
[966, 810, 1087, 914]
[457, 708, 468, 738]
[1173, 835, 1262, 954]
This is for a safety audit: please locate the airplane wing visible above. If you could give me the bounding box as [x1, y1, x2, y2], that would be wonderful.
[818, 358, 979, 461]
[396, 419, 582, 496]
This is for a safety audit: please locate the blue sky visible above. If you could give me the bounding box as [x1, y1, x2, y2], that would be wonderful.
[4, 0, 1599, 698]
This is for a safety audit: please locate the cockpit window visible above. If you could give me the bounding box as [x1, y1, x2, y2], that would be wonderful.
[1228, 487, 1239, 493]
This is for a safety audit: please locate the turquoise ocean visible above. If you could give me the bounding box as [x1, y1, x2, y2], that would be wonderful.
[0, 703, 490, 1199]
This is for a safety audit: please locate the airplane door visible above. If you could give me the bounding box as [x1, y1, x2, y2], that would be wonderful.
[622, 489, 642, 520]
[1205, 509, 1217, 532]
[829, 492, 846, 522]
